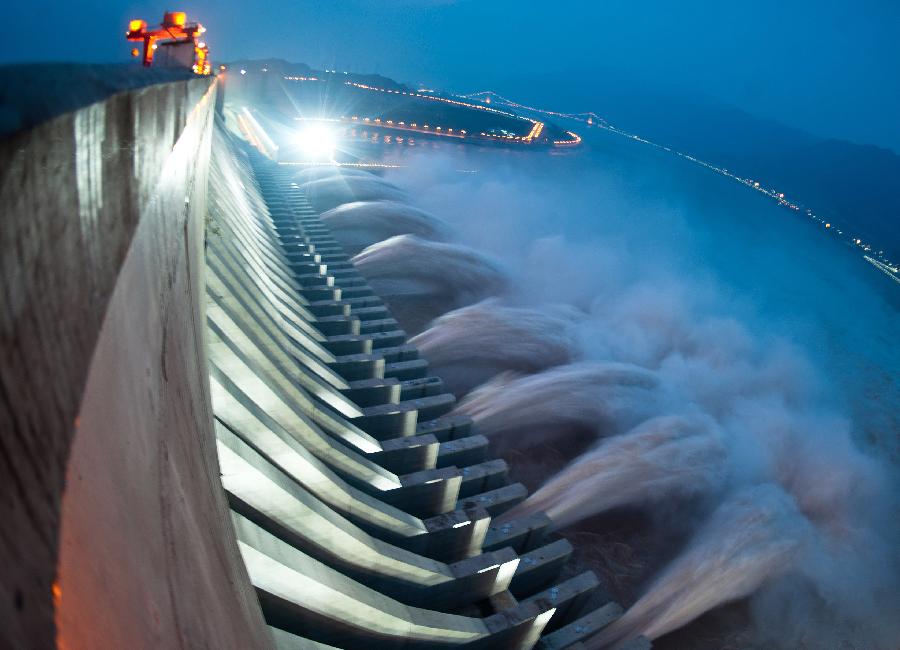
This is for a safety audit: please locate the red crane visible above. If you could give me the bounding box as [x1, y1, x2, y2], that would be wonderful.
[126, 11, 210, 75]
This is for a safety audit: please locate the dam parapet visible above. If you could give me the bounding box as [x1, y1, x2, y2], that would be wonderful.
[0, 64, 266, 649]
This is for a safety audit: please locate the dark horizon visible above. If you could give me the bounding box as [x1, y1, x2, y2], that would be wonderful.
[2, 1, 899, 153]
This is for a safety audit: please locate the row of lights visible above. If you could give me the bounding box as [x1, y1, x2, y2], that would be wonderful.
[346, 81, 529, 120]
[553, 131, 582, 145]
[343, 116, 467, 138]
[463, 91, 605, 128]
[349, 129, 420, 146]
[608, 124, 897, 272]
[344, 81, 547, 143]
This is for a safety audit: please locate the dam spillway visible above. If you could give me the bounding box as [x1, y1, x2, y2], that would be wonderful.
[205, 127, 634, 648]
[0, 68, 647, 649]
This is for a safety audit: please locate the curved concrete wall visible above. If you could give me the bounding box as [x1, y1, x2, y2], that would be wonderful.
[0, 69, 267, 648]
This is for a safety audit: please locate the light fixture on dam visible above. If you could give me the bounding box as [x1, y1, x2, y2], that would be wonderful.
[295, 122, 338, 161]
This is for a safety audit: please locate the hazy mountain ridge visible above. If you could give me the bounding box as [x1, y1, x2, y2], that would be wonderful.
[500, 73, 900, 262]
[225, 58, 407, 91]
[601, 99, 900, 262]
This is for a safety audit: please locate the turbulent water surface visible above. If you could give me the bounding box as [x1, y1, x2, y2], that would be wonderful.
[317, 123, 900, 648]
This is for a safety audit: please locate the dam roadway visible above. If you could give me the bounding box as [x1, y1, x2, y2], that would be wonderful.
[0, 66, 645, 649]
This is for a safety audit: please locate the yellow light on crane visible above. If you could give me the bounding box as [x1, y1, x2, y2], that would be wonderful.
[164, 11, 187, 27]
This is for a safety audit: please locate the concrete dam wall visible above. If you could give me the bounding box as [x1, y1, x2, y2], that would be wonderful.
[0, 68, 266, 649]
[0, 68, 640, 649]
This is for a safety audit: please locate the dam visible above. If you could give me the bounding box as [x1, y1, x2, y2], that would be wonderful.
[0, 66, 647, 649]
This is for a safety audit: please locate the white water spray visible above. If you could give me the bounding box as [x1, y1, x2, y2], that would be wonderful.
[410, 299, 580, 396]
[320, 200, 450, 255]
[587, 484, 808, 648]
[302, 174, 406, 212]
[352, 234, 509, 333]
[453, 362, 662, 449]
[504, 415, 726, 530]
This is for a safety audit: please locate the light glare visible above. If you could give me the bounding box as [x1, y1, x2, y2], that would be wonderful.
[296, 123, 336, 160]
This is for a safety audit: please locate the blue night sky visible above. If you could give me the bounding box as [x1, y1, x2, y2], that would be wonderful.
[2, 0, 899, 151]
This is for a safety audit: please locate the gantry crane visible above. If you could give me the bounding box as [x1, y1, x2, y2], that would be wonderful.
[126, 11, 211, 75]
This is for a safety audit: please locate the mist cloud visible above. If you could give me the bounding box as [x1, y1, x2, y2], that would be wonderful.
[326, 145, 899, 647]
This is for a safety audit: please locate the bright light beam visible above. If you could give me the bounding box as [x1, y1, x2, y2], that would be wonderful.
[296, 122, 337, 160]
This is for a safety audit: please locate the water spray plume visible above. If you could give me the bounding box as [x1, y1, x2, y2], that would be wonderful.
[453, 362, 661, 448]
[587, 484, 808, 648]
[410, 299, 580, 396]
[320, 200, 451, 255]
[302, 174, 406, 212]
[504, 415, 726, 531]
[352, 235, 509, 334]
[377, 147, 899, 646]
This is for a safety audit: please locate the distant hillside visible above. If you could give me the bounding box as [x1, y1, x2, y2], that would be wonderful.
[225, 58, 407, 92]
[609, 101, 900, 262]
[504, 73, 900, 262]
